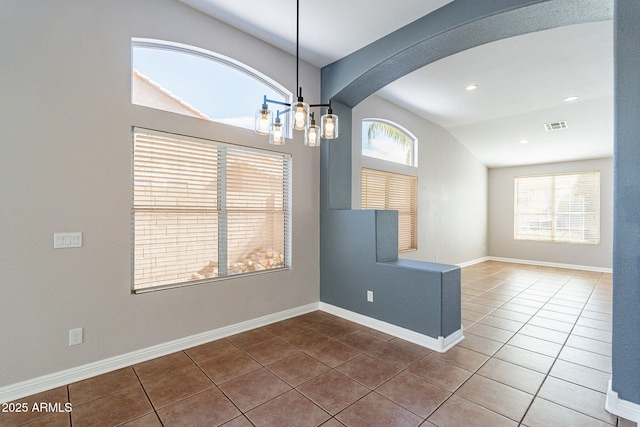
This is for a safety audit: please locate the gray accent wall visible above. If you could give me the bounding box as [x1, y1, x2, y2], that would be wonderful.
[612, 0, 640, 407]
[488, 158, 613, 269]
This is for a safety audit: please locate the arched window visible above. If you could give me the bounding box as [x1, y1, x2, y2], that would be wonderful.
[362, 119, 417, 167]
[131, 39, 292, 134]
[361, 119, 418, 252]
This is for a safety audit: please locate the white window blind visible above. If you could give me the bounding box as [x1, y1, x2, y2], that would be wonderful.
[133, 129, 291, 291]
[361, 168, 417, 252]
[514, 171, 600, 244]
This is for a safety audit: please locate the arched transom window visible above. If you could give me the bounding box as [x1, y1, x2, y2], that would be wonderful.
[131, 39, 292, 133]
[362, 119, 417, 167]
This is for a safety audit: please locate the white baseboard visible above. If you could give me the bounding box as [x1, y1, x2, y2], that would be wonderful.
[319, 302, 464, 353]
[457, 256, 491, 268]
[2, 300, 468, 404]
[606, 379, 640, 423]
[479, 256, 612, 274]
[0, 303, 319, 404]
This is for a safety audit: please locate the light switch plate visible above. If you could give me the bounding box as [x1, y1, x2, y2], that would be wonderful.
[54, 232, 82, 249]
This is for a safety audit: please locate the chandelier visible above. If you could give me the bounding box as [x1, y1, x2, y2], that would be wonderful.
[254, 0, 338, 147]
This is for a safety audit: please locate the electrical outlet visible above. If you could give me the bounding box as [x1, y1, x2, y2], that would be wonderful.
[435, 255, 439, 262]
[69, 328, 83, 346]
[367, 290, 374, 302]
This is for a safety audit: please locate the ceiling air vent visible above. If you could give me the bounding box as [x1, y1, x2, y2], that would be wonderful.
[544, 120, 568, 131]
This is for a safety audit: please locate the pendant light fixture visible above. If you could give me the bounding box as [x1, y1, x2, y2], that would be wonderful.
[255, 0, 338, 146]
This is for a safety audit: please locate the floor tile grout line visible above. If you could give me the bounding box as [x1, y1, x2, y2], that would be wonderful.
[461, 266, 611, 425]
[515, 276, 602, 425]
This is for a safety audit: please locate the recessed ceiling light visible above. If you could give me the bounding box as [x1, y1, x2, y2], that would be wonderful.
[465, 84, 478, 91]
[518, 139, 529, 144]
[563, 96, 579, 102]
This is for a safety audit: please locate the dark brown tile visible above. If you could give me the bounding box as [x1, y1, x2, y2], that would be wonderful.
[493, 345, 555, 374]
[537, 377, 616, 424]
[455, 374, 533, 421]
[522, 397, 612, 427]
[507, 333, 563, 358]
[427, 394, 517, 427]
[476, 315, 524, 332]
[376, 372, 450, 418]
[337, 329, 387, 352]
[429, 346, 489, 372]
[245, 390, 330, 427]
[336, 354, 400, 388]
[156, 388, 241, 426]
[184, 338, 238, 364]
[476, 357, 545, 394]
[297, 370, 369, 415]
[464, 323, 515, 343]
[261, 319, 304, 337]
[133, 351, 195, 383]
[219, 368, 291, 412]
[0, 386, 69, 427]
[68, 367, 139, 405]
[406, 356, 473, 392]
[366, 340, 428, 369]
[280, 328, 331, 351]
[221, 415, 254, 426]
[198, 350, 261, 384]
[71, 384, 153, 427]
[307, 318, 361, 338]
[470, 296, 507, 307]
[335, 392, 423, 427]
[142, 364, 214, 409]
[267, 352, 330, 387]
[242, 337, 299, 365]
[305, 339, 362, 367]
[549, 359, 610, 393]
[518, 324, 569, 344]
[9, 412, 70, 427]
[462, 301, 496, 315]
[457, 333, 503, 356]
[120, 413, 163, 426]
[461, 309, 487, 322]
[292, 311, 332, 328]
[226, 328, 274, 350]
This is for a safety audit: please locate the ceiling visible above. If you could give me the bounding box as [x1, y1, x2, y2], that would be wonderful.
[179, 0, 614, 168]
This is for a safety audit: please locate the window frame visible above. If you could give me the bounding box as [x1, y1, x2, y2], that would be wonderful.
[513, 171, 601, 245]
[131, 127, 292, 293]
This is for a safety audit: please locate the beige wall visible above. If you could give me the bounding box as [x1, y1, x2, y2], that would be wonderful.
[0, 0, 320, 386]
[352, 95, 489, 265]
[488, 158, 613, 268]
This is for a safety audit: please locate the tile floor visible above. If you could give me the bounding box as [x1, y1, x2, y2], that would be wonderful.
[1, 261, 635, 427]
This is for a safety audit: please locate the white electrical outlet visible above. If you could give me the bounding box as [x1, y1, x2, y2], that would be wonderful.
[69, 328, 83, 346]
[367, 290, 374, 302]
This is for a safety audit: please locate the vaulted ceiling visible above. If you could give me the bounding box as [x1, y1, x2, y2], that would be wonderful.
[180, 0, 613, 168]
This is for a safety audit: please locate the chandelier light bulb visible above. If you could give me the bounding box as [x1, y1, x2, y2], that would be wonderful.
[292, 101, 309, 131]
[255, 106, 272, 135]
[305, 113, 320, 147]
[269, 117, 285, 145]
[321, 110, 338, 140]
